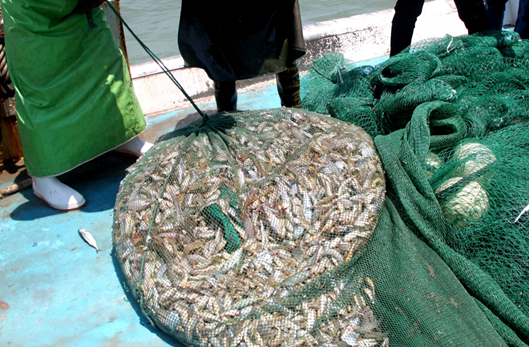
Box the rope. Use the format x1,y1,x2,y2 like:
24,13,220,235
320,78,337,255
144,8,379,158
0,41,14,99
0,12,14,99
0,178,32,199
103,1,210,124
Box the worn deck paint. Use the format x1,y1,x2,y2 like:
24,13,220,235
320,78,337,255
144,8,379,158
0,78,286,347
0,57,387,346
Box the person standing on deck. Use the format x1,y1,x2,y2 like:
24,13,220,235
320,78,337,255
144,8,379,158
485,0,529,39
178,0,306,112
390,0,490,56
1,0,153,211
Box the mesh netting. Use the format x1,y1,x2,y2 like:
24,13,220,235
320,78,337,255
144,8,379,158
111,29,529,346
113,109,388,346
431,125,529,318
299,30,529,346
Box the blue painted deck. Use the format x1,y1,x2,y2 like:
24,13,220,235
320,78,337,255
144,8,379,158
0,79,286,347
0,57,387,346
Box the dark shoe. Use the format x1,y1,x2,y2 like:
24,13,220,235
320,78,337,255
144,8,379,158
214,81,237,112
277,65,302,108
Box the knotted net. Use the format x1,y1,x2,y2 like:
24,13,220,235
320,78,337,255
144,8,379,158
113,108,388,346
301,30,529,346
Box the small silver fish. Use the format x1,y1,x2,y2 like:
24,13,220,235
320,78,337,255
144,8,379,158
78,228,101,253
514,204,529,223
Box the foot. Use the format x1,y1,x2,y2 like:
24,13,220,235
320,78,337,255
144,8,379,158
32,177,86,211
114,136,153,158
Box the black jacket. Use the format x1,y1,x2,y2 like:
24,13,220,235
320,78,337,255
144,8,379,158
178,0,305,82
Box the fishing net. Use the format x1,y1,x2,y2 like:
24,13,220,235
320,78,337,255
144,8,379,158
110,13,529,342
299,30,529,346
113,108,389,346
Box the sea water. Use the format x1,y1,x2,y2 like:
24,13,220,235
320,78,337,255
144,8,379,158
119,0,398,66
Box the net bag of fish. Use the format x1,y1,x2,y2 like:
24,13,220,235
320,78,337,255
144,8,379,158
112,108,387,346
299,31,529,345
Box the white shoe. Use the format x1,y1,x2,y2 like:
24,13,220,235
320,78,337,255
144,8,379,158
114,136,153,157
32,177,86,211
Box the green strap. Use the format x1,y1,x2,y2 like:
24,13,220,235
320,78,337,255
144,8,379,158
203,204,241,253
103,1,209,123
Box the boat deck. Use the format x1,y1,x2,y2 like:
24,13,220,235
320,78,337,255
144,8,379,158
0,74,344,346
0,0,515,343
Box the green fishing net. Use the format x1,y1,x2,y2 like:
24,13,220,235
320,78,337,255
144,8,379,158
113,108,389,346
300,30,529,345
112,28,529,346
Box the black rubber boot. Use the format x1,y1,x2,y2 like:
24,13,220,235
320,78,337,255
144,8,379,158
214,80,237,112
276,64,302,108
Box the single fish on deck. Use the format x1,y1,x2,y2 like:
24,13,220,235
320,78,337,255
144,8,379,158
78,228,101,253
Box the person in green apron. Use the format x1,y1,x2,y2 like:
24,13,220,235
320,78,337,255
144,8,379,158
178,0,306,111
1,0,152,210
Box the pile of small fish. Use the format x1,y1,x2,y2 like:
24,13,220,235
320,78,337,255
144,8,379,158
113,109,387,346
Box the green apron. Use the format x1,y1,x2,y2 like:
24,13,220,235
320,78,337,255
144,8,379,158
1,0,146,177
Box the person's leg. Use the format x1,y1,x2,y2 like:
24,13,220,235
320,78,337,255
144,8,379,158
114,136,153,157
32,176,86,211
214,81,237,112
484,0,509,31
515,0,529,38
390,0,425,56
454,0,490,34
276,62,301,108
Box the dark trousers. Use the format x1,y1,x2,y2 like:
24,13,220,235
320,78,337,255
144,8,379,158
485,0,529,38
214,63,301,112
390,0,489,56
